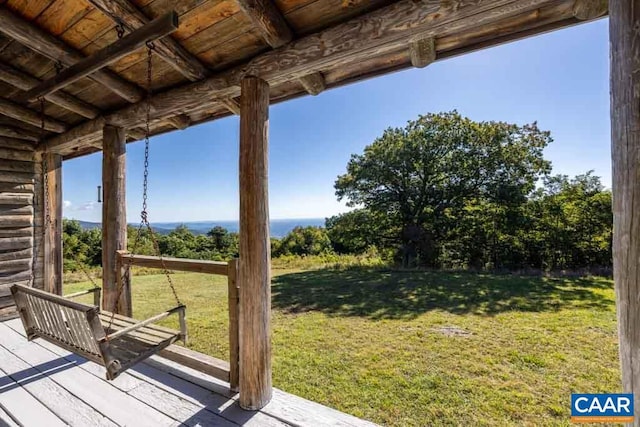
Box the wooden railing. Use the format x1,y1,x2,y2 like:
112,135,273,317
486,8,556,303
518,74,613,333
114,251,240,391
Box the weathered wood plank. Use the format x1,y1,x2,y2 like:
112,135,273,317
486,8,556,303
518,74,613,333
0,126,39,142
0,237,31,251
0,61,100,119
0,322,176,427
219,97,241,115
0,98,67,133
0,344,68,427
0,7,144,102
237,0,293,48
0,248,32,261
87,0,208,81
0,183,34,193
102,125,128,314
0,137,36,151
0,171,35,184
0,193,33,205
46,0,553,153
0,258,30,274
21,12,180,103
44,152,62,295
118,253,229,275
239,76,272,410
0,205,34,215
0,158,35,173
0,270,30,285
158,344,230,382
0,148,36,163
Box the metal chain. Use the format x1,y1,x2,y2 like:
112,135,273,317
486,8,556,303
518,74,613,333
107,45,181,332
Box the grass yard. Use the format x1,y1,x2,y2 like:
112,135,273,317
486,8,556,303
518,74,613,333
65,268,620,426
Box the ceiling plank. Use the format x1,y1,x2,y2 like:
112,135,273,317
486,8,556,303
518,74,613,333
0,7,144,102
87,0,208,81
46,0,560,153
20,12,179,103
237,0,293,48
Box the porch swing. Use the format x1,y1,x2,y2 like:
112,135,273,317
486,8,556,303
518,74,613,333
11,43,187,380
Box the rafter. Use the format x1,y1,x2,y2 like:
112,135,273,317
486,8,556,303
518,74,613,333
0,62,100,119
87,0,208,81
46,0,557,153
20,12,179,103
0,7,144,103
0,98,67,133
236,0,293,48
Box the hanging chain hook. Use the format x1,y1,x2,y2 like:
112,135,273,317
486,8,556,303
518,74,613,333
115,24,125,39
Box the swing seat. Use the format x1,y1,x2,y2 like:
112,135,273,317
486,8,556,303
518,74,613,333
10,284,186,380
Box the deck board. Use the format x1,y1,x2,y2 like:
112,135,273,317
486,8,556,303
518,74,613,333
0,318,378,427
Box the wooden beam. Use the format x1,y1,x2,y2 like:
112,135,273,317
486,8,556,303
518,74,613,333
220,97,241,115
610,0,640,417
46,0,553,153
0,7,144,103
298,72,325,96
409,37,436,68
0,98,67,133
43,152,62,295
0,126,39,142
237,0,293,48
239,76,271,410
573,0,608,20
0,62,100,119
87,0,208,81
21,13,179,103
117,253,229,275
102,125,128,315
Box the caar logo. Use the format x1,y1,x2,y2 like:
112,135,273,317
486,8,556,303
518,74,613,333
571,394,634,423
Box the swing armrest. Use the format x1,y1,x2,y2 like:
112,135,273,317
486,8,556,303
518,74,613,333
102,305,185,342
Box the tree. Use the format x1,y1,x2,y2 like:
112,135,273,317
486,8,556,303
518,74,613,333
274,226,333,257
335,111,552,267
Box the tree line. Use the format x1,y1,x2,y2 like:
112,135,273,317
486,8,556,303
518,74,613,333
64,111,612,272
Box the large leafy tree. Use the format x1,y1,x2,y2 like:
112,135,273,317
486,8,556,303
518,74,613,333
334,111,552,266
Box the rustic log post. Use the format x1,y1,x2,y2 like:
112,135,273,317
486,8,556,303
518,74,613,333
43,152,62,295
610,1,640,423
102,125,129,315
228,258,240,392
238,76,271,410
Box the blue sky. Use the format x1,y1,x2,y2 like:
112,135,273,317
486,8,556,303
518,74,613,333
62,18,610,223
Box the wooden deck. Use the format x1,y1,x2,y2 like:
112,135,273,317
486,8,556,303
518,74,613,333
0,318,377,427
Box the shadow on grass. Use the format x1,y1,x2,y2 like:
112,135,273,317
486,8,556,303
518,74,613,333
271,269,614,319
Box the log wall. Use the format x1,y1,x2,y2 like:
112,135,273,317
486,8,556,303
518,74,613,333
0,141,39,319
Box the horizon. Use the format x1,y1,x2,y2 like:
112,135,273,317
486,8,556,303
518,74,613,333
62,19,610,223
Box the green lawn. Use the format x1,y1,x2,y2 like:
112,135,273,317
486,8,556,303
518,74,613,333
65,269,620,426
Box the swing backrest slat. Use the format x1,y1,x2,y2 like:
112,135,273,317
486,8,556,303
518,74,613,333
11,284,105,364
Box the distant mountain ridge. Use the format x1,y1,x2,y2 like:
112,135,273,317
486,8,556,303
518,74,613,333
70,218,326,238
